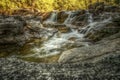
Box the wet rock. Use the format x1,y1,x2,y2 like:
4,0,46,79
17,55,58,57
88,2,105,15
84,16,120,41
88,2,120,19
57,11,69,23
112,17,120,26
104,5,120,12
0,32,120,79
56,24,71,33
0,16,26,45
73,14,86,26
58,32,120,63
0,15,56,57
43,23,71,33
42,12,53,21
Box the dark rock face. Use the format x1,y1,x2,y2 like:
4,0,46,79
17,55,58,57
0,16,26,45
75,11,120,41
0,15,61,56
0,15,51,46
88,2,120,15
104,5,120,12
0,15,45,55
59,32,120,63
57,11,69,23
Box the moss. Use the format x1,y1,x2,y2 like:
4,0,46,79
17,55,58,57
0,52,9,58
19,53,61,63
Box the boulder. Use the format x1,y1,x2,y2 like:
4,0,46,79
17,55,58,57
0,16,26,45
104,5,120,12
57,11,69,23
58,32,120,63
0,15,51,55
84,16,120,41
88,2,105,15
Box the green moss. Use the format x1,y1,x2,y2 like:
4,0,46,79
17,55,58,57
0,52,9,58
19,53,61,63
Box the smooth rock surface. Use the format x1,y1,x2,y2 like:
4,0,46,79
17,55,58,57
58,32,120,63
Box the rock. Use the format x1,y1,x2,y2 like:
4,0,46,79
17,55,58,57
0,15,55,56
58,32,120,63
0,54,119,80
112,17,120,26
104,5,120,12
42,12,52,21
73,14,86,26
55,24,71,33
88,2,120,16
43,23,71,33
88,2,105,15
84,16,120,41
0,16,26,45
0,32,120,79
57,11,69,23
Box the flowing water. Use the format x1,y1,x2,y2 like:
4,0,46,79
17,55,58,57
64,11,78,24
21,27,84,58
43,11,58,24
79,14,112,35
15,11,114,63
86,10,93,23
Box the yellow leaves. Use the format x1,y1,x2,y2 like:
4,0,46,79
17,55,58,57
0,0,119,13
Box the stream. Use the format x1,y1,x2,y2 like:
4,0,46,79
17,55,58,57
0,10,118,63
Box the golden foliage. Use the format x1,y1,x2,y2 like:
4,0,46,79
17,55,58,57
0,0,119,13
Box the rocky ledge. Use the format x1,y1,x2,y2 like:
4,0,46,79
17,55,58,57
0,31,120,80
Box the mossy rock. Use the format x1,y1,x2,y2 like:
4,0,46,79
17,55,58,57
20,53,61,63
0,52,9,58
20,39,44,56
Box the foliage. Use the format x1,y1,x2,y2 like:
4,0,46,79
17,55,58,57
0,0,119,13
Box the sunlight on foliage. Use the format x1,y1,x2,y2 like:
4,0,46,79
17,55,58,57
0,0,119,14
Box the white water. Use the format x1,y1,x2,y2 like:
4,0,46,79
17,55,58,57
79,17,112,35
86,10,93,23
22,28,84,58
44,11,58,24
21,11,113,58
64,11,77,24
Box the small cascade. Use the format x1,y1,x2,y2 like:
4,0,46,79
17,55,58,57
44,11,58,24
19,10,118,61
22,28,84,58
79,17,112,35
86,10,93,23
64,11,77,24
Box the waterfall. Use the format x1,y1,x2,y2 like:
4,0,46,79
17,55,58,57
64,11,77,24
79,17,112,35
86,10,93,23
20,10,114,59
44,11,58,24
21,27,84,58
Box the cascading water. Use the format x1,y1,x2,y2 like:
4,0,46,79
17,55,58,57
63,11,77,24
79,16,112,35
86,10,93,23
20,10,114,60
44,11,58,24
22,28,84,58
